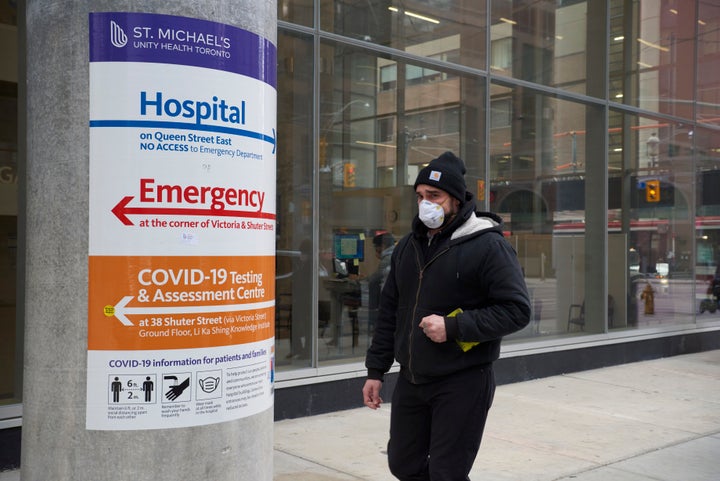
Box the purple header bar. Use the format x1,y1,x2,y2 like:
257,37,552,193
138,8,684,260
89,12,276,88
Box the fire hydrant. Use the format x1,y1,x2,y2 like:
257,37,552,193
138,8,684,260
641,282,655,315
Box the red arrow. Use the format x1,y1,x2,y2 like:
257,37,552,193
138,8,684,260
111,196,276,226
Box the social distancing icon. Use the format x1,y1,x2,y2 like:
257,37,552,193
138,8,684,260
108,374,156,404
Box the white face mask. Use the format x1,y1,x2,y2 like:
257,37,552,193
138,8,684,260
418,199,445,229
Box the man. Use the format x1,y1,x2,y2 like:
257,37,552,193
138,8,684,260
362,151,531,481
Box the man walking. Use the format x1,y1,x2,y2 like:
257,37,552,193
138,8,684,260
362,151,531,480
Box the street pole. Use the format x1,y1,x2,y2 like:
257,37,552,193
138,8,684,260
23,2,276,480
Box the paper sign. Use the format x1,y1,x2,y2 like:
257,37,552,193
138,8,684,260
86,12,276,430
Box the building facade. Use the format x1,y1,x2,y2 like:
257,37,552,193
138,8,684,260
2,0,720,470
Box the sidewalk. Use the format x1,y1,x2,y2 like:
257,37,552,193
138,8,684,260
273,350,720,481
2,350,718,481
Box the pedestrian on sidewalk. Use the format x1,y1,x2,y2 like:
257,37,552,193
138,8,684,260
362,151,531,481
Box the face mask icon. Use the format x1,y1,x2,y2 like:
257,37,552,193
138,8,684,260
198,376,221,393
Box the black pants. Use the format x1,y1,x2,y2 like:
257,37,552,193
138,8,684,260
388,364,495,481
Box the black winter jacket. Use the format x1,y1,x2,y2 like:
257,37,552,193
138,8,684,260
365,195,531,384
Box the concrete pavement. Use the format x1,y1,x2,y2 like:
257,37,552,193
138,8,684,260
273,350,720,481
2,350,719,480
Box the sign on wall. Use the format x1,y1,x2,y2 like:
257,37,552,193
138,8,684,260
87,12,276,430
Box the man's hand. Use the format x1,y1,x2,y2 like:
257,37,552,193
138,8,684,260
362,379,383,410
419,314,447,343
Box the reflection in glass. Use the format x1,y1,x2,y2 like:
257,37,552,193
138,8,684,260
610,109,696,330
489,89,592,336
317,41,485,364
322,0,486,70
0,8,18,404
491,0,589,94
696,1,720,128
278,0,313,27
275,32,314,369
0,88,18,404
0,215,17,406
695,125,720,325
275,1,718,371
610,0,699,115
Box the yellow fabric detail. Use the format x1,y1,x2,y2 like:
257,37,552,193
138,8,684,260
448,308,479,352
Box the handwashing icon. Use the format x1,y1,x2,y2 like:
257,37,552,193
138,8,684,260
164,375,190,401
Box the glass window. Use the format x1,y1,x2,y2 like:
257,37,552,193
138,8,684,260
696,0,720,128
490,37,512,73
695,124,720,324
317,40,485,364
610,0,698,117
609,110,696,330
321,0,487,71
0,12,18,408
273,1,717,370
488,87,598,338
490,97,511,129
380,63,397,91
278,0,314,27
490,0,590,94
275,31,314,369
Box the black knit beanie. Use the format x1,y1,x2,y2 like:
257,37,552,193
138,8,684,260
413,151,467,202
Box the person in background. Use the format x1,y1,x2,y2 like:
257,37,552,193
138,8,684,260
362,151,531,481
367,232,395,338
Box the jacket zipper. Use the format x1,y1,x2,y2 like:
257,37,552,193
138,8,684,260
407,237,450,383
408,241,422,383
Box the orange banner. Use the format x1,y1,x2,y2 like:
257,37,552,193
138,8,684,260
88,255,275,350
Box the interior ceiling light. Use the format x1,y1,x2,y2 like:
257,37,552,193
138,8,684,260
670,8,678,14
405,10,439,24
388,6,440,24
638,38,669,52
614,35,624,41
355,140,396,148
499,17,517,25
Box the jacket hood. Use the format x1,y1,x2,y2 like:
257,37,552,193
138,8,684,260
451,211,503,241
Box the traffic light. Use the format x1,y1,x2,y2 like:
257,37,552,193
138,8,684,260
477,180,485,201
343,163,356,188
645,180,660,202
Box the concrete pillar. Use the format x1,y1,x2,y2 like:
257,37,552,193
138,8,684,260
22,2,276,480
